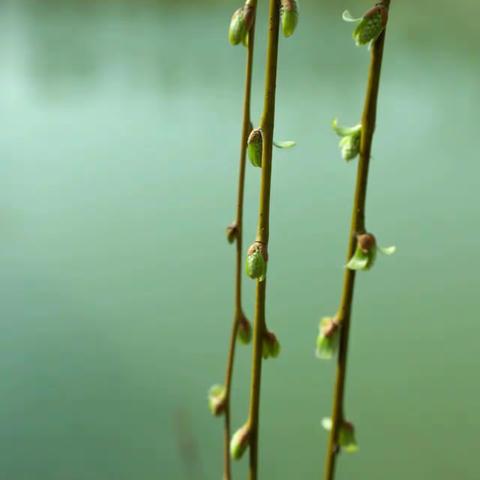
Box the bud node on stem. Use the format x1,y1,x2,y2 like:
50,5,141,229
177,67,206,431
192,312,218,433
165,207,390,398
247,128,263,167
226,223,239,244
230,423,251,460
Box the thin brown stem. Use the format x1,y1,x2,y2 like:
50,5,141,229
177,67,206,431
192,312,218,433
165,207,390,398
222,8,257,480
323,3,391,479
247,1,281,479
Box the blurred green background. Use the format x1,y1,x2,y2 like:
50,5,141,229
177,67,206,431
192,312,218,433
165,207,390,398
0,0,479,479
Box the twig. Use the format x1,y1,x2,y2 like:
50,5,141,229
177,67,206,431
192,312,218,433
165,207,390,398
247,1,281,479
223,5,257,480
323,2,391,479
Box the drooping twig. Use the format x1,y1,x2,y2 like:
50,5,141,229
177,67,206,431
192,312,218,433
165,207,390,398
246,1,281,479
222,3,258,480
323,2,392,479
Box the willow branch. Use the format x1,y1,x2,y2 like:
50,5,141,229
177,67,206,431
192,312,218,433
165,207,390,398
323,3,391,479
223,8,257,480
247,1,280,479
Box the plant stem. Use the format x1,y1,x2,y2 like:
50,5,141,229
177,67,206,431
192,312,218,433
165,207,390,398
247,1,280,479
323,4,390,479
223,8,257,480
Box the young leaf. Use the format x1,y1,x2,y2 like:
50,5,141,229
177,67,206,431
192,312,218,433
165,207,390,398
332,119,362,138
346,249,370,270
379,245,396,255
321,417,333,431
342,10,361,23
273,140,296,149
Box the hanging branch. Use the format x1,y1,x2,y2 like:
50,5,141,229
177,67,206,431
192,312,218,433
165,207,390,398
207,2,257,480
228,1,298,479
222,2,258,479
316,2,395,479
245,1,281,477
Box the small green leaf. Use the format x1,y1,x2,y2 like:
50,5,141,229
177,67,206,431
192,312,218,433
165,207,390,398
316,317,340,360
339,135,360,161
379,245,396,255
316,335,335,360
270,338,281,358
273,140,296,149
338,423,359,453
332,120,361,161
332,119,362,138
343,442,359,453
322,418,359,453
321,417,333,431
342,10,361,23
346,249,370,270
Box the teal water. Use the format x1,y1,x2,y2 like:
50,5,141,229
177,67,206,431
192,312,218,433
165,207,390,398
0,1,479,479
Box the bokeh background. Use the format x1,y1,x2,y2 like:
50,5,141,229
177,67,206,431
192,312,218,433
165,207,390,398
0,0,479,479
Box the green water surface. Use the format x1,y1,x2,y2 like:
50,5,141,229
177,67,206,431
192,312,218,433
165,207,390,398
0,1,479,479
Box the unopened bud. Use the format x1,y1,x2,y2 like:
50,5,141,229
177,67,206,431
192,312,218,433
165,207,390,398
237,313,252,345
316,316,340,360
280,0,299,38
228,5,255,46
246,241,268,281
262,330,281,359
230,423,250,460
208,384,226,416
229,8,245,46
332,119,362,161
247,128,263,168
226,223,238,244
343,4,388,47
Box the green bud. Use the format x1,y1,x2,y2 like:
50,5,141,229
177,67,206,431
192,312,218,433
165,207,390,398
226,223,238,244
230,423,250,460
229,8,246,46
315,316,340,360
346,232,396,271
246,242,268,281
332,119,362,161
208,384,226,416
262,330,281,359
321,417,359,453
237,313,252,345
338,421,359,453
280,0,299,38
228,5,255,46
343,4,388,47
247,128,263,168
